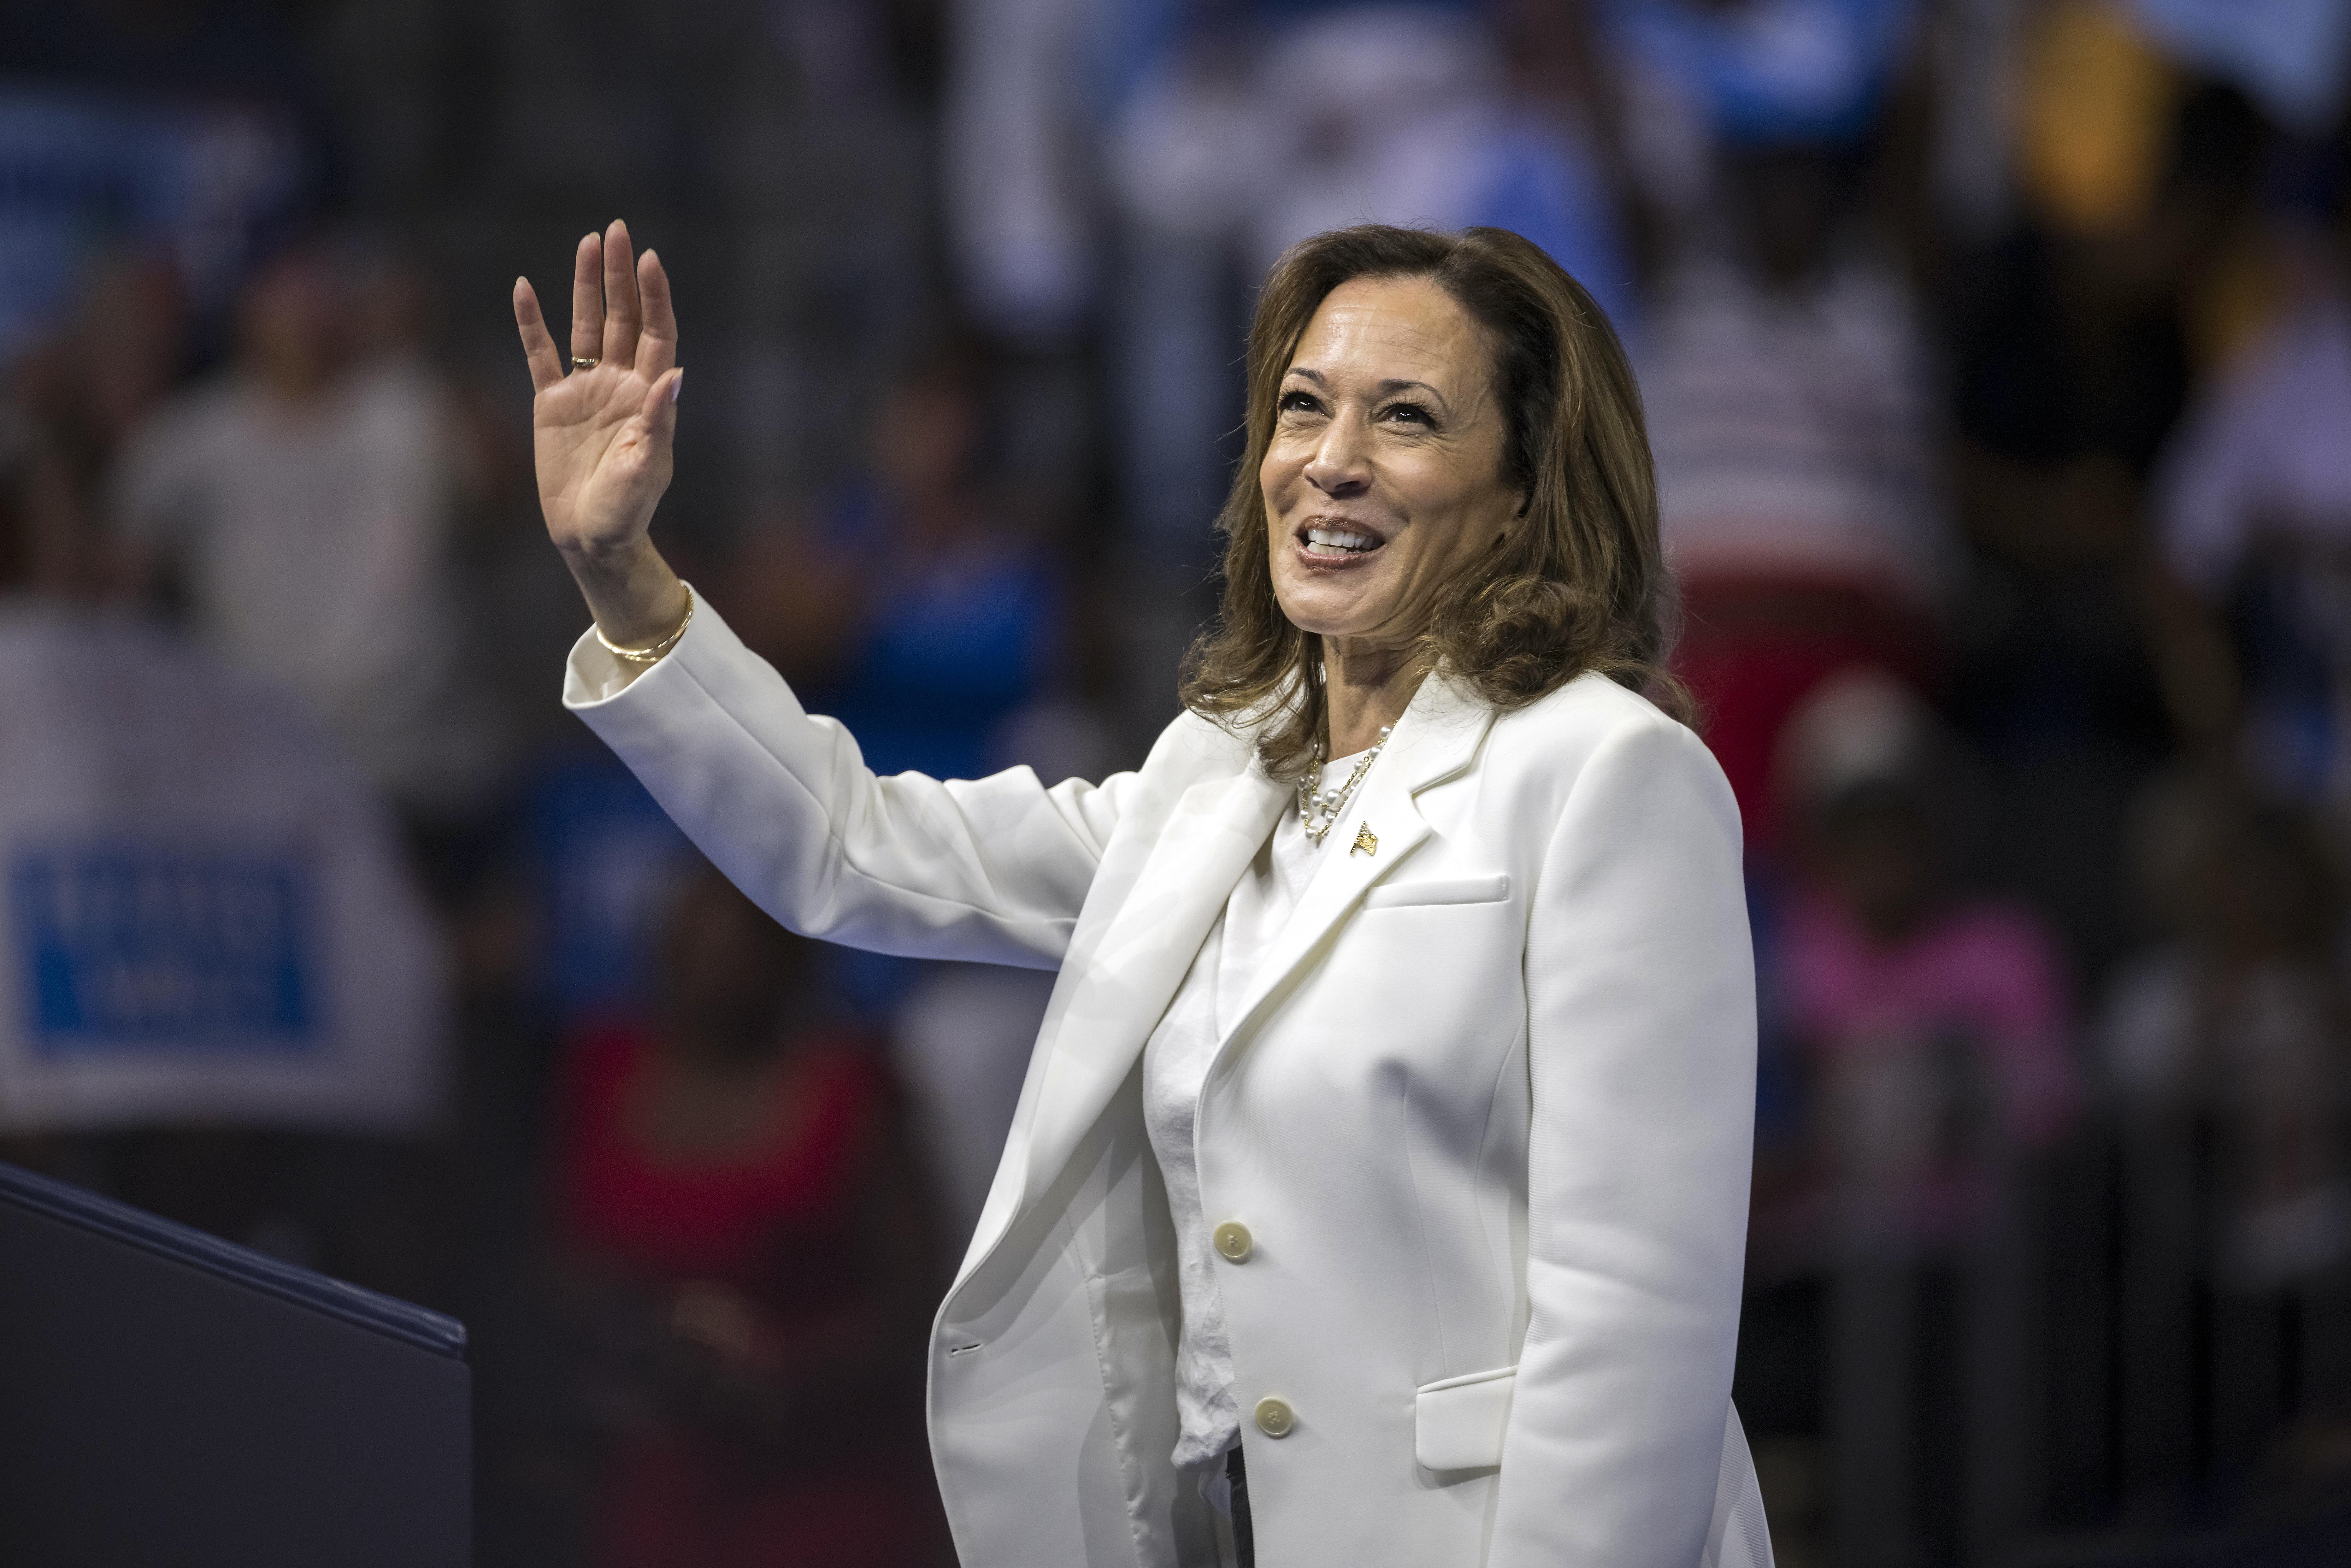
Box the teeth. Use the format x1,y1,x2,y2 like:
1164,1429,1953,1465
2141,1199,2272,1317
1305,527,1377,552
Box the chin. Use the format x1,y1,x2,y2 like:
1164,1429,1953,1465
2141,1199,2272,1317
1274,581,1384,639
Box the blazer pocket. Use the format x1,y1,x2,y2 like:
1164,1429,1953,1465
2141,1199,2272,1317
1364,873,1510,910
1414,1364,1516,1471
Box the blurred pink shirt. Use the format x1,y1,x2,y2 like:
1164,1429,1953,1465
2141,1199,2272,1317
1778,891,2078,1254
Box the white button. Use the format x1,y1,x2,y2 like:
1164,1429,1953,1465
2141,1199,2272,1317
1213,1221,1253,1262
1255,1396,1295,1438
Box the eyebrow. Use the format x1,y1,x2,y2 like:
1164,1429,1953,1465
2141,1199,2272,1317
1283,368,1452,407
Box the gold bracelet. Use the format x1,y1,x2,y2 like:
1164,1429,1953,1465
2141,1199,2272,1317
594,583,695,664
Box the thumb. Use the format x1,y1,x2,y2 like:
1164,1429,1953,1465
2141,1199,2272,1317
639,368,682,442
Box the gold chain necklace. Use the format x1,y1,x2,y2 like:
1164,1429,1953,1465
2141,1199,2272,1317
1297,724,1393,845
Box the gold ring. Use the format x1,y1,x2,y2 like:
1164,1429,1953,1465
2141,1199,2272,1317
571,355,600,371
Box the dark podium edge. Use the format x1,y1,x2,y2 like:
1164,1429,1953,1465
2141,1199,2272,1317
0,1158,466,1361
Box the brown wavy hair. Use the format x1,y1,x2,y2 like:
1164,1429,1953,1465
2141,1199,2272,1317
1179,224,1680,783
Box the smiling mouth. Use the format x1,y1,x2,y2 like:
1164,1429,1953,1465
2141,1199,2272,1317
1298,523,1385,561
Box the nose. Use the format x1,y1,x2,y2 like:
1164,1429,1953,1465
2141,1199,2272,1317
1303,417,1370,498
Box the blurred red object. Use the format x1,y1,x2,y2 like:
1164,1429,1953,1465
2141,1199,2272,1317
556,963,949,1568
1673,571,1935,854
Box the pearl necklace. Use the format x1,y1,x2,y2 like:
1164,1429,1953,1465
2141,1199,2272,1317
1298,724,1392,846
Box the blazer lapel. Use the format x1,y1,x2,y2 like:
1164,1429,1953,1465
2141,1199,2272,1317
976,765,1287,1268
1217,674,1495,1047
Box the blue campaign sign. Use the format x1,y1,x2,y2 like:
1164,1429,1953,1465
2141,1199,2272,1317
10,846,320,1055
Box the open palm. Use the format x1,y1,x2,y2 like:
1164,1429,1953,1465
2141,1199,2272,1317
513,220,682,560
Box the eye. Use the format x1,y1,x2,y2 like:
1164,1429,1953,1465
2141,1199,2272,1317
1277,389,1323,415
1381,400,1435,427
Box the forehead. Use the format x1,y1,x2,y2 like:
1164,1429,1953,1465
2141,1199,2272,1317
1285,275,1490,393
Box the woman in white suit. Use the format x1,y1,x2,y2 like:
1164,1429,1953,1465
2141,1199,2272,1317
513,221,1770,1568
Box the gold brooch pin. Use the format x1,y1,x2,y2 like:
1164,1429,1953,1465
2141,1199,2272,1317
1351,822,1378,857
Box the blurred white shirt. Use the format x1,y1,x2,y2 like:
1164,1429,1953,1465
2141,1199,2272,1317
1641,255,1949,604
2159,290,2351,594
111,356,503,815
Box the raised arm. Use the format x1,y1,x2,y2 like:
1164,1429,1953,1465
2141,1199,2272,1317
565,596,1128,968
521,224,1125,966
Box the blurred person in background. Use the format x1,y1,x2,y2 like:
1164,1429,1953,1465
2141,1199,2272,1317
1600,0,1941,877
1641,137,1950,855
731,343,1076,787
1745,669,2075,1567
2102,771,2351,1521
2153,160,2351,820
11,250,189,539
555,863,949,1568
0,309,451,1294
1945,3,2276,979
109,234,508,866
727,343,1097,1239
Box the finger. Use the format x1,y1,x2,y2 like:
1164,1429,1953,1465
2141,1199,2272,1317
513,278,565,392
602,219,641,368
635,249,677,378
569,232,603,364
638,368,682,442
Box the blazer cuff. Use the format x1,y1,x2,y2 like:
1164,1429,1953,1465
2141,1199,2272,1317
561,582,715,711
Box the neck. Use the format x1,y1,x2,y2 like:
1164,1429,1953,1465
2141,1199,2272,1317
1321,635,1423,756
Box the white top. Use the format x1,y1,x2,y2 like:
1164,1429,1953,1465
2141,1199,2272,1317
1141,751,1358,1471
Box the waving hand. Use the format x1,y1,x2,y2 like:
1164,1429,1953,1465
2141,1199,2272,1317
514,220,689,645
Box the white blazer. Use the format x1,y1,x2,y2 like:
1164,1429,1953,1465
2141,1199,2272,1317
565,600,1773,1568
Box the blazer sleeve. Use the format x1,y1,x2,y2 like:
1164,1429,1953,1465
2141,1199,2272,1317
562,596,1130,969
1489,714,1756,1566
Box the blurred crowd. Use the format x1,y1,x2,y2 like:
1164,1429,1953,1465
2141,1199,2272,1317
2,1,2349,1565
